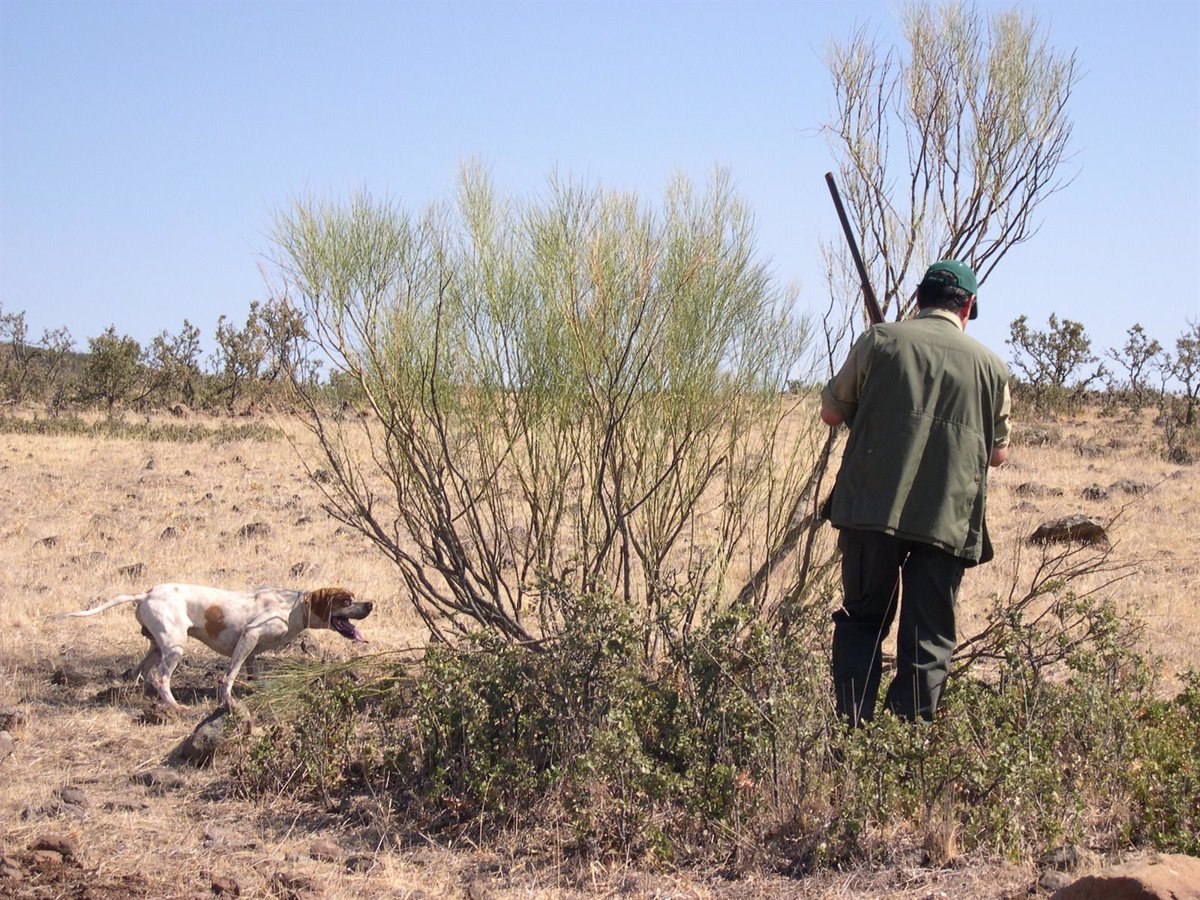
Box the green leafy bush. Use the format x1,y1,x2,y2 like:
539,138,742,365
1123,671,1200,854
238,581,1198,871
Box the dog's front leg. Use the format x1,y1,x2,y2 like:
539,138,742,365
220,633,262,708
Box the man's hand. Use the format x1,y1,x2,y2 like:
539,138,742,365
820,402,844,428
990,446,1008,467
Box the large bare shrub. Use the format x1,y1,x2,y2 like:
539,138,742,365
272,168,818,646
823,3,1077,320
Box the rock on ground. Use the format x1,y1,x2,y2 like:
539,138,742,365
1029,515,1110,547
1051,853,1200,900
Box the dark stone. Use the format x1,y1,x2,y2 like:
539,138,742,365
1015,482,1064,498
160,526,179,540
171,707,241,768
32,833,77,860
309,839,341,862
1109,479,1151,495
118,562,146,579
132,766,186,793
345,855,375,873
237,521,271,540
1050,853,1200,899
1029,515,1110,547
1081,484,1110,501
271,871,325,899
1018,425,1060,446
54,786,88,810
135,704,178,726
51,665,89,687
209,873,241,896
0,706,24,731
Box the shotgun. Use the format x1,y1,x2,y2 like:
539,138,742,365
733,173,884,608
824,172,884,326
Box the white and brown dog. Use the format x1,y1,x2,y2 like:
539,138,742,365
54,584,373,708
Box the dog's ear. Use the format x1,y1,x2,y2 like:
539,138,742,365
306,587,353,623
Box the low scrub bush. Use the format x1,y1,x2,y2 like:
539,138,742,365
236,569,1198,871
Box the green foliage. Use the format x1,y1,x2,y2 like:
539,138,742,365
1123,671,1200,854
273,169,814,646
0,413,280,443
210,303,268,413
233,673,364,805
1007,314,1105,413
79,326,148,410
1165,320,1200,423
147,320,203,408
240,562,1198,872
0,301,317,415
1105,324,1163,413
1155,320,1200,462
409,592,783,853
0,303,75,404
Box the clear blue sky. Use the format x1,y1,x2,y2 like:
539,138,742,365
2,0,1197,367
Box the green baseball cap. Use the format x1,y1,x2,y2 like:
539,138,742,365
922,259,980,319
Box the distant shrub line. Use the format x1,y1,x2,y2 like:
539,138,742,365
0,414,281,443
0,298,362,418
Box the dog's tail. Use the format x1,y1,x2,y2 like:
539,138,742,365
48,593,147,620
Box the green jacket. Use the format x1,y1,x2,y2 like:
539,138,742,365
821,309,1010,565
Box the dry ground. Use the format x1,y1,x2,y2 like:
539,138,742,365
0,405,1195,899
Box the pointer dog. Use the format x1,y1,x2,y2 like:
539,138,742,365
54,584,373,708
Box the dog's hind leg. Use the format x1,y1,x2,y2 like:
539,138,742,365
123,627,159,682
126,644,160,684
150,644,185,708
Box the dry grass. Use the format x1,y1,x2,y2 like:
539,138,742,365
0,405,1195,898
976,410,1200,684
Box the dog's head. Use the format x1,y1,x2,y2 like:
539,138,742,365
305,587,373,643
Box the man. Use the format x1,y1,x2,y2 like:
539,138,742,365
820,259,1010,726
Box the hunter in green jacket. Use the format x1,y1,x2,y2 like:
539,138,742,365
820,259,1010,725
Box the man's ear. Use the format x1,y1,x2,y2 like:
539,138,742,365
960,296,975,327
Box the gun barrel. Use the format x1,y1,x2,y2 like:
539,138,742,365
825,173,885,326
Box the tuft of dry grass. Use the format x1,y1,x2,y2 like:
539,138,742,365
0,405,1195,897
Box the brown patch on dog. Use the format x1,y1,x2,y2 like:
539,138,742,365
305,587,352,625
204,605,225,639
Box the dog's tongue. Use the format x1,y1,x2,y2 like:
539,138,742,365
332,617,368,643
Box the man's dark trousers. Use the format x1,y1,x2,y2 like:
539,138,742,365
832,528,965,726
